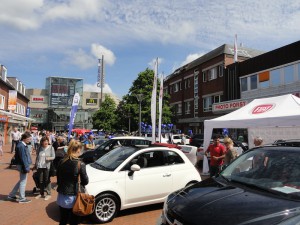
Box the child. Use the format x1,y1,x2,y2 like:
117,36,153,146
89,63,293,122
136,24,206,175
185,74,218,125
0,133,3,158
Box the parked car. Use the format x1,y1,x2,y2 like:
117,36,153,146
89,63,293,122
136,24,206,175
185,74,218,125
143,133,169,143
85,145,201,223
171,134,190,145
189,133,204,147
79,136,151,164
160,144,300,225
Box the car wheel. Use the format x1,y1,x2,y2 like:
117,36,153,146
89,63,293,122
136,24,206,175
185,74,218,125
92,193,120,224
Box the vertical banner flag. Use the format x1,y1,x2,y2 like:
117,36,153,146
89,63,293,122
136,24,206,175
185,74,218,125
8,90,17,111
68,93,80,140
158,73,164,143
151,58,158,143
234,34,238,63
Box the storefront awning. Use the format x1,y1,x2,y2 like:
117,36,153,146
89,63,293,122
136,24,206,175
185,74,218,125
0,109,35,122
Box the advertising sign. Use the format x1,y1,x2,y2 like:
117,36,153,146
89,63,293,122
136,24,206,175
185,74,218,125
86,98,98,105
8,90,17,111
31,96,45,103
213,100,248,113
68,93,80,139
50,84,72,106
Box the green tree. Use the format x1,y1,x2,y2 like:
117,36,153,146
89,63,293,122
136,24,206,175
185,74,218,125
115,68,174,132
92,94,117,131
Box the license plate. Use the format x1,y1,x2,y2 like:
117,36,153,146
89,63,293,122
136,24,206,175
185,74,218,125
174,219,183,225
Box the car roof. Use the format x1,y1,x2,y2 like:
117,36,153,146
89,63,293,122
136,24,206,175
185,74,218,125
111,136,147,140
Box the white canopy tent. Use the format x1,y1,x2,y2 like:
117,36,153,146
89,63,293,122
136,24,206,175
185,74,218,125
203,94,300,150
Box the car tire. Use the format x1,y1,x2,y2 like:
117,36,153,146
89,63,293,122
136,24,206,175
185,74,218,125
92,193,120,224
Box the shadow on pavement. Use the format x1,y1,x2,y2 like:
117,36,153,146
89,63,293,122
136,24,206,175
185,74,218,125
45,201,60,222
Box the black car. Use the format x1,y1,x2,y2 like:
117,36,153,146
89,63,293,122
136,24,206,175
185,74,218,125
160,144,300,225
79,137,151,164
189,134,204,147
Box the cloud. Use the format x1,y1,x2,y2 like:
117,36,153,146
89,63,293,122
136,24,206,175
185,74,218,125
91,44,116,66
180,53,204,66
63,44,116,69
83,82,113,93
148,57,163,70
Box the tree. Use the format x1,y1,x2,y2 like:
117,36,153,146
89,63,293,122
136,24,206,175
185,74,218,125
92,94,117,131
115,68,174,132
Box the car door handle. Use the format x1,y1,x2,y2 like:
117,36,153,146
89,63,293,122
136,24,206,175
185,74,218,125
163,173,171,177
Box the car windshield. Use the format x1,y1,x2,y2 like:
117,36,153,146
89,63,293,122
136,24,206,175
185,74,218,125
221,148,300,200
94,146,137,170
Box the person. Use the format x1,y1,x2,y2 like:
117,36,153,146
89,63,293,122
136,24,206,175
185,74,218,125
32,132,39,153
56,140,89,225
205,135,226,177
11,127,21,153
222,137,238,168
53,136,67,170
254,136,263,146
84,134,95,151
181,133,186,145
7,132,32,203
34,137,55,200
0,133,3,160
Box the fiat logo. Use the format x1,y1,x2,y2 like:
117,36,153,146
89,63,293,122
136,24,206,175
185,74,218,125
252,104,275,114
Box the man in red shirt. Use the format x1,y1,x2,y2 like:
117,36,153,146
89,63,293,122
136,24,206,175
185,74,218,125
205,135,226,177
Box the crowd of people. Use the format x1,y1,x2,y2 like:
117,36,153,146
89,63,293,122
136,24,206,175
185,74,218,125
5,127,91,225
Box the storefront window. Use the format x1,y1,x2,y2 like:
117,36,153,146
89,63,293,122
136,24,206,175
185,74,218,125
241,77,247,92
250,75,257,90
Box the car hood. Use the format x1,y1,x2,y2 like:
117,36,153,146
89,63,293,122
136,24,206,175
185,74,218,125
86,164,114,183
167,178,300,225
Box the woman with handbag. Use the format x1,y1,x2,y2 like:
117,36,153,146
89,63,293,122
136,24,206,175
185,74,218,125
34,136,55,200
56,140,89,225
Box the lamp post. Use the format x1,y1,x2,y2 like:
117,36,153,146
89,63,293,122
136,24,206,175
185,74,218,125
136,94,144,136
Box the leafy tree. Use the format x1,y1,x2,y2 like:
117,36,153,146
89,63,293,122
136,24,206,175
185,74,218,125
92,94,117,131
115,68,174,132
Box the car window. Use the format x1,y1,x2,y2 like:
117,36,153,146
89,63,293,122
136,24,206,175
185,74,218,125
166,151,184,165
221,149,300,199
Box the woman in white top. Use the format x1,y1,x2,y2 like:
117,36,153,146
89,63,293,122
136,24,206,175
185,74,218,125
34,137,55,200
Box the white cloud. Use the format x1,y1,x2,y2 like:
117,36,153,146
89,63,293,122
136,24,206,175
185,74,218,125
91,44,116,66
83,82,113,93
148,57,163,70
180,53,204,66
63,44,116,69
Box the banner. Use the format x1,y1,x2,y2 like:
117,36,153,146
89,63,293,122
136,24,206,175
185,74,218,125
234,34,238,62
68,93,80,140
151,58,158,143
8,90,17,111
158,74,164,142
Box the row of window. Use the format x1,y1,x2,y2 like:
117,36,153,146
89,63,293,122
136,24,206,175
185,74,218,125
240,63,300,92
203,65,224,82
15,103,26,116
173,94,223,115
170,78,192,94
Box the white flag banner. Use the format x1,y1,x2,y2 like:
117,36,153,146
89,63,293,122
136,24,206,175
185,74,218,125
158,73,164,142
234,34,238,62
151,58,158,143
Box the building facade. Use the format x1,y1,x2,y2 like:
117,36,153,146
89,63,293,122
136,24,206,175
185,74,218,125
0,65,34,144
164,44,264,134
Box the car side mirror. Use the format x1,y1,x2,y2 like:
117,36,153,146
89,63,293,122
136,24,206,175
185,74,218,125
128,164,141,176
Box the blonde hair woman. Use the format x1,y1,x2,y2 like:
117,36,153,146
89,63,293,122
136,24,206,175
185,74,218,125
223,137,238,166
56,140,89,225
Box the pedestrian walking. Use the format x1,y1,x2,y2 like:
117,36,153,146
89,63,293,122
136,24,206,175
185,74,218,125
34,137,55,200
7,132,32,203
56,140,89,225
11,127,21,153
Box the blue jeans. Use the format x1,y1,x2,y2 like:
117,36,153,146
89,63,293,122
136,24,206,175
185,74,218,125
9,165,28,200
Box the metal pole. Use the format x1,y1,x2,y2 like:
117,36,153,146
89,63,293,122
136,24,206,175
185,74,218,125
139,101,141,136
129,116,131,133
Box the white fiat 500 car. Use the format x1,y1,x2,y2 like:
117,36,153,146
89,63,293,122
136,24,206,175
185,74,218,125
85,146,201,223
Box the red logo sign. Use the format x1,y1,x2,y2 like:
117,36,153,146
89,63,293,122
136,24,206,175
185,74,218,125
252,104,275,114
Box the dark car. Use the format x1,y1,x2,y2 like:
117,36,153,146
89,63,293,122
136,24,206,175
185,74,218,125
189,134,204,147
79,137,151,164
160,144,300,225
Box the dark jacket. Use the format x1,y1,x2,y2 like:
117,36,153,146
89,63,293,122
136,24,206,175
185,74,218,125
57,158,89,195
14,141,32,173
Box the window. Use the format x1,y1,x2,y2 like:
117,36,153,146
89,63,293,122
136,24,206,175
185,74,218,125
0,95,4,110
284,65,294,84
203,71,207,82
218,65,224,77
250,75,257,90
203,96,212,112
169,86,173,94
259,71,270,88
184,80,187,89
177,103,182,114
185,101,191,114
188,79,191,88
174,83,179,92
194,99,198,110
166,151,184,165
270,69,281,86
179,82,182,90
208,67,217,81
241,77,247,92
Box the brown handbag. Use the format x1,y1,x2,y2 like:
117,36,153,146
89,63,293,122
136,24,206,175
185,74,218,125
72,161,95,216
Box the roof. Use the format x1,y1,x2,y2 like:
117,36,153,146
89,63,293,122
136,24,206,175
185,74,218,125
165,44,264,81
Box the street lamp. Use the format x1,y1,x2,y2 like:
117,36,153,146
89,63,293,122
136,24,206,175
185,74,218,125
136,94,144,136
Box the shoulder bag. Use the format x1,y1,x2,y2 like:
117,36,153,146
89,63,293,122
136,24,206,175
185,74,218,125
72,161,95,216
